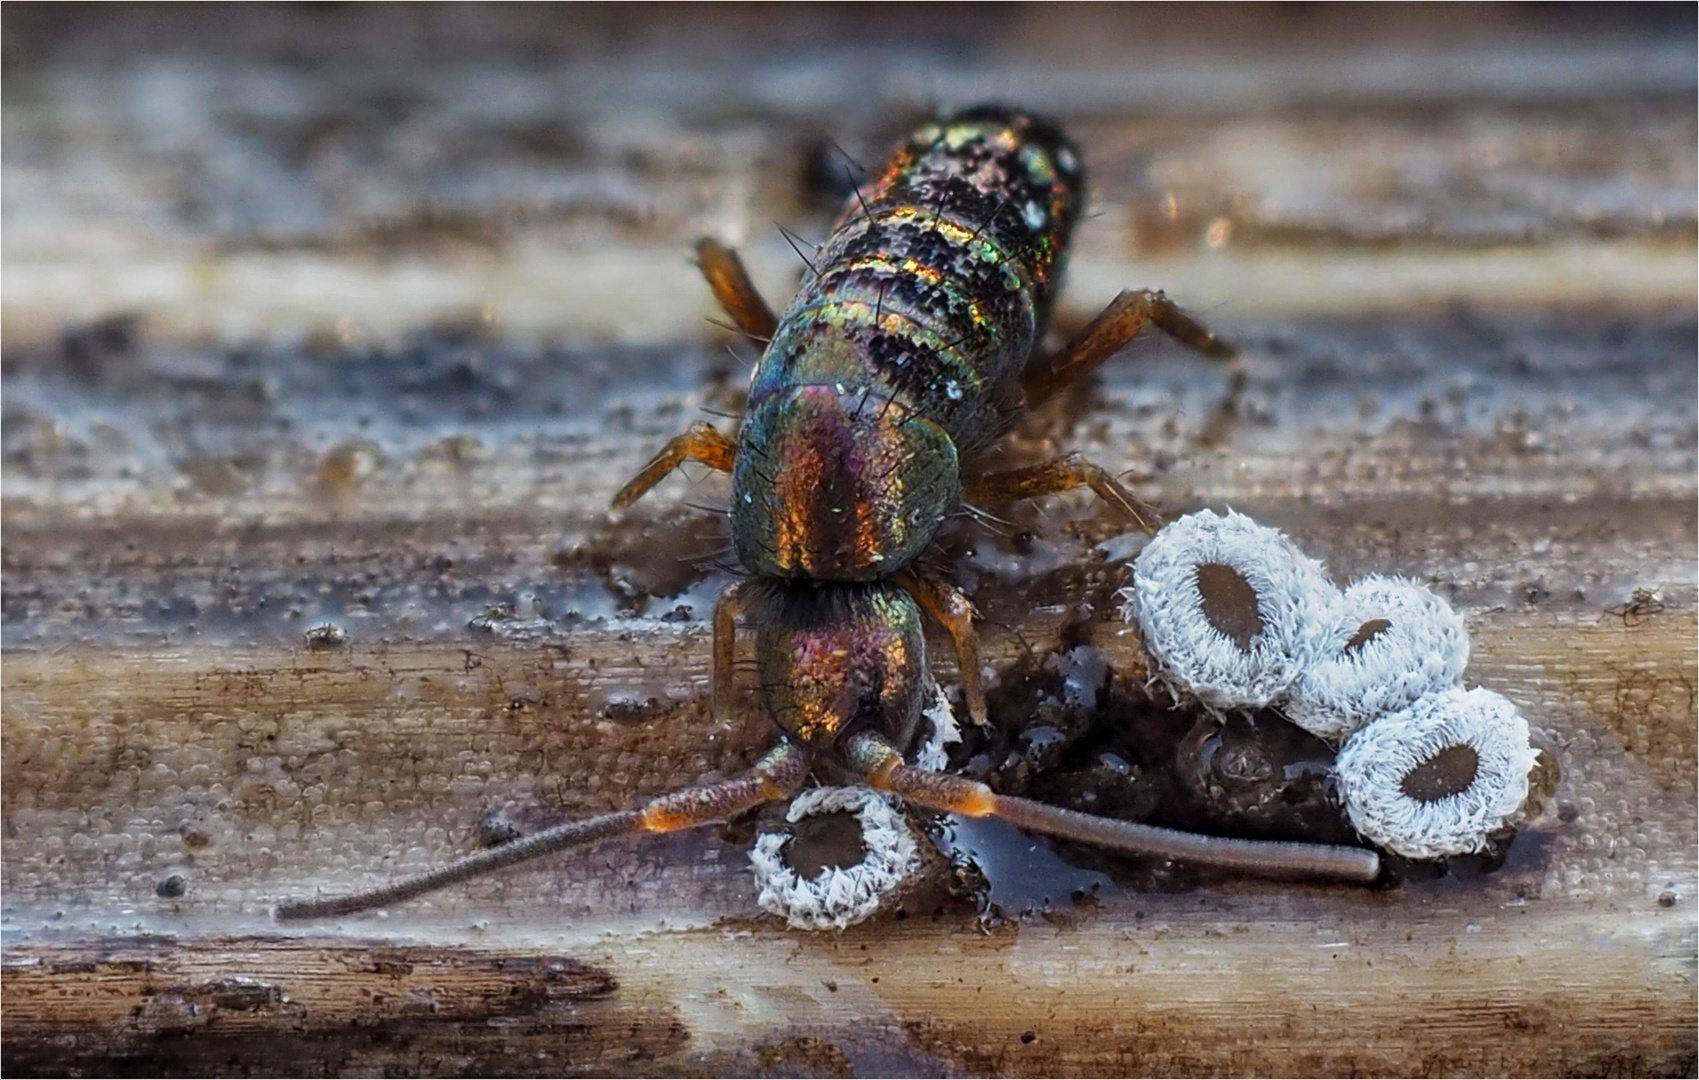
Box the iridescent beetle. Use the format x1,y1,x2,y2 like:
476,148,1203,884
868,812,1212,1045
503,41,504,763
275,107,1379,921
613,105,1235,725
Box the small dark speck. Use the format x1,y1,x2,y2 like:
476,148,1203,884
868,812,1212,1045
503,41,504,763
823,979,838,992
304,623,348,651
1657,888,1679,908
870,976,879,983
1021,1030,1038,1044
478,813,522,848
156,874,186,898
1557,802,1580,824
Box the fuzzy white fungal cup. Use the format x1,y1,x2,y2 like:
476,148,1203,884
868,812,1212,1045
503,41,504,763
1333,687,1537,860
749,787,920,930
1123,509,1339,710
1284,574,1470,741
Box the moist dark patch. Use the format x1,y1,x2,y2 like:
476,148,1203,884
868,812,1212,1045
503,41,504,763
1195,562,1264,650
1344,618,1393,654
1400,743,1481,802
785,810,869,879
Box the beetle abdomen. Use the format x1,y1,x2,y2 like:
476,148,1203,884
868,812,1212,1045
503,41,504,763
750,106,1084,448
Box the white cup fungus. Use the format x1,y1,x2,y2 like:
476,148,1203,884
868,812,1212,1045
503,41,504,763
1123,509,1339,710
1333,687,1537,860
750,786,920,930
1283,574,1470,741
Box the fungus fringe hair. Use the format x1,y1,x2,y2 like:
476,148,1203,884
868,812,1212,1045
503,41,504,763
912,682,963,773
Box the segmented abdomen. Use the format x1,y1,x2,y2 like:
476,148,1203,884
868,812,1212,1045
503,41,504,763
750,106,1083,450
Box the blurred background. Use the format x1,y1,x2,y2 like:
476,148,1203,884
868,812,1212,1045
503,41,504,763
3,5,1694,1077
4,3,1692,639
5,3,1693,345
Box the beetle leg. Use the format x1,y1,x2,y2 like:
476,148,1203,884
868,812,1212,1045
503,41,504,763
711,578,764,722
965,452,1162,533
275,741,812,921
1024,288,1235,408
611,421,738,509
697,238,780,342
845,732,1381,885
632,738,812,832
895,567,986,726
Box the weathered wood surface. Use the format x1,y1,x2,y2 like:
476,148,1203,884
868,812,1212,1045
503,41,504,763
3,5,1695,1077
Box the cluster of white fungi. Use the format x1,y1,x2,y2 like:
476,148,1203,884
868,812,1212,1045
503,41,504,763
752,508,1546,930
1125,510,1541,861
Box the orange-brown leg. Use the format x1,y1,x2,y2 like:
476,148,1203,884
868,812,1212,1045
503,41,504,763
965,452,1163,533
1023,288,1234,408
275,741,812,920
697,238,779,342
895,567,986,726
610,421,738,510
845,732,1381,884
711,578,762,722
633,739,812,832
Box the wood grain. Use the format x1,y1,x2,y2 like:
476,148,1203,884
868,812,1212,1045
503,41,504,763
3,4,1694,1076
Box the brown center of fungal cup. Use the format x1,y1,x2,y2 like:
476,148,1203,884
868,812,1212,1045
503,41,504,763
1399,743,1481,802
1195,562,1264,650
785,810,868,878
1343,618,1393,654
